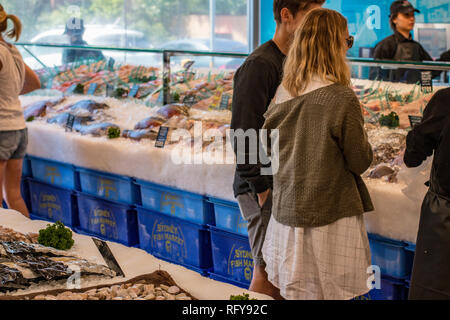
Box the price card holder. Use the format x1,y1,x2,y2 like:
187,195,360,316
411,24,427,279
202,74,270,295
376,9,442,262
183,95,198,107
46,78,54,89
155,126,169,148
409,115,423,128
66,84,77,95
420,71,433,93
65,114,75,132
219,93,230,110
106,84,114,97
108,57,115,71
129,84,140,98
88,83,98,95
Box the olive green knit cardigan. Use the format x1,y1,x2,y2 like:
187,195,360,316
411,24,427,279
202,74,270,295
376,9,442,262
263,83,374,228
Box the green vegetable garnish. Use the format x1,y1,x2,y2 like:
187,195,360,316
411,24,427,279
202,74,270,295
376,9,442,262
107,127,121,139
38,221,74,251
74,83,84,94
230,293,257,300
26,116,35,122
379,111,400,129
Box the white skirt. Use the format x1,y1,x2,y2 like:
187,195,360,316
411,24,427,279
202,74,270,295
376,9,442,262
262,214,372,300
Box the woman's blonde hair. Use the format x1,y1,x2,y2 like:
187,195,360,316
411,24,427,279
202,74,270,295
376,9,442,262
0,4,22,41
282,8,351,97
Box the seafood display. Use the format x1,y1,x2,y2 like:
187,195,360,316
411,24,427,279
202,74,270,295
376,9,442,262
23,97,66,121
0,240,116,294
0,226,38,244
0,271,195,301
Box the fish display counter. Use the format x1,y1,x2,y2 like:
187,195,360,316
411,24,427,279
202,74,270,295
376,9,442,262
18,73,445,244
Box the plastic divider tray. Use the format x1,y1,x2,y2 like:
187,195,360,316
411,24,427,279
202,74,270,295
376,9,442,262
208,197,248,236
76,192,139,247
77,167,139,205
136,179,215,226
29,156,79,190
136,206,212,275
208,225,253,289
28,179,78,228
368,233,411,279
356,275,409,300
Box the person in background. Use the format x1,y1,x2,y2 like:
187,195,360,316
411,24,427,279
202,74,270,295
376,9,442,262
230,0,325,300
261,8,374,300
403,87,450,300
62,17,105,65
0,4,41,218
370,0,435,84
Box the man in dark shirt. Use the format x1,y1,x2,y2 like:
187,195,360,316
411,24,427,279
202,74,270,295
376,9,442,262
230,0,324,299
62,17,105,65
370,1,434,83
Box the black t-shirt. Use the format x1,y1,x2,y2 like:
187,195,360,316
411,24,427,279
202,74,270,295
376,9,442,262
404,88,450,197
62,39,105,64
370,31,435,84
230,40,285,197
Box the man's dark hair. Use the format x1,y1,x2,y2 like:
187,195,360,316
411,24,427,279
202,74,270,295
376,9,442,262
273,0,325,24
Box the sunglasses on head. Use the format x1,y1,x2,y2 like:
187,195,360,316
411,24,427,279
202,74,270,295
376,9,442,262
346,35,354,49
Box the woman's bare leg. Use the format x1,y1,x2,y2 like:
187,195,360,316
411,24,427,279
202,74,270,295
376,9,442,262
3,158,29,218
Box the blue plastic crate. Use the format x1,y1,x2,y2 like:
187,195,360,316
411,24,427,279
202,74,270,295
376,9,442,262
404,243,416,280
137,206,212,274
209,225,253,288
136,179,215,225
77,167,139,205
208,197,248,236
29,156,79,190
22,156,32,177
76,192,138,247
356,276,409,300
368,233,409,279
28,179,77,227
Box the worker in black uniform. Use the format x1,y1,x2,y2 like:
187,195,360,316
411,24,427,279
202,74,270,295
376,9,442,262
62,17,105,65
370,1,435,84
404,87,450,300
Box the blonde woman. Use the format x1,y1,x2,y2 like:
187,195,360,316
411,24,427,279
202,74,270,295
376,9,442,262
0,4,41,217
261,8,374,300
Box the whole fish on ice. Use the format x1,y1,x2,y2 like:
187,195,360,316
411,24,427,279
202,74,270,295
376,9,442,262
134,116,166,130
64,100,109,117
156,104,190,119
122,129,157,141
77,122,120,136
47,113,93,131
23,97,66,121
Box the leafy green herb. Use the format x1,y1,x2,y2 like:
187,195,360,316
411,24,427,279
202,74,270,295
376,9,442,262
107,127,121,139
379,111,400,128
230,293,257,300
74,83,84,94
38,221,74,251
26,116,35,122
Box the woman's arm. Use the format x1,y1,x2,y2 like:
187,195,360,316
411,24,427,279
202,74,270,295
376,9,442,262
20,63,41,95
404,88,449,167
339,93,374,175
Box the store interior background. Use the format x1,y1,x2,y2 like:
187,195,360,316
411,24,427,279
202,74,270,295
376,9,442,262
2,0,449,61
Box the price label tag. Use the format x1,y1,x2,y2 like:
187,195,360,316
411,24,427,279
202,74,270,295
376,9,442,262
65,114,75,132
209,88,223,110
409,115,423,128
219,93,230,110
129,84,140,98
106,84,114,97
155,126,169,148
46,78,54,89
420,71,433,93
183,95,198,107
66,84,77,94
108,57,115,71
88,83,98,95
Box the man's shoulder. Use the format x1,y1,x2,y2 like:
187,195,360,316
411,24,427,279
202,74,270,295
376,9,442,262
236,41,283,76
